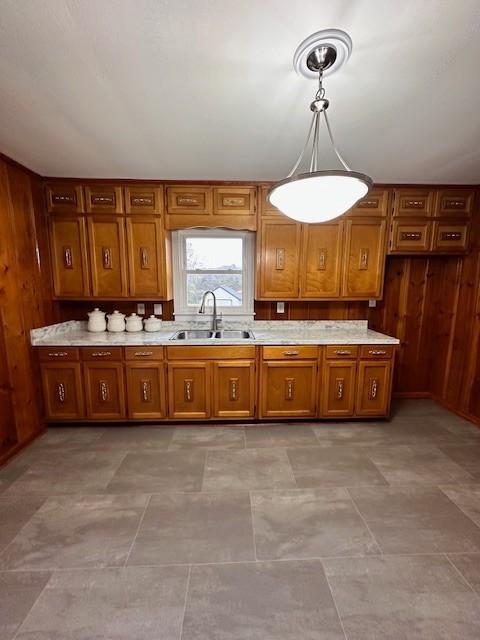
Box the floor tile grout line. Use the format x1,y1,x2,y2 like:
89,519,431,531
437,486,480,533
123,494,152,567
11,571,52,640
345,487,385,556
200,449,209,492
178,565,191,640
443,553,480,598
248,491,259,562
320,561,349,640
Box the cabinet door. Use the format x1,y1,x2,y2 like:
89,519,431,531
212,187,256,229
389,220,431,254
41,363,84,420
49,216,90,296
45,183,84,214
167,362,210,419
342,219,386,298
347,189,389,217
126,217,166,297
258,220,301,298
85,185,123,214
213,360,256,418
300,222,343,298
260,361,317,418
431,221,469,253
126,363,166,419
393,189,434,217
434,189,475,218
321,361,356,418
87,217,128,297
84,362,126,420
124,185,163,215
355,361,391,417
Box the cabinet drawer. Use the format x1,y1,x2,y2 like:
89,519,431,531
389,220,431,253
393,189,434,217
45,184,84,214
166,186,213,214
85,185,123,214
81,347,123,361
347,189,389,217
38,347,80,362
262,346,318,360
125,346,164,361
124,185,163,215
166,345,255,360
325,345,358,360
434,189,475,218
359,345,394,360
432,221,469,252
213,187,255,216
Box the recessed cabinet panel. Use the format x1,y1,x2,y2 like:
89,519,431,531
321,361,356,417
213,360,256,418
300,222,343,298
389,220,431,253
166,186,212,215
355,361,391,417
49,216,90,297
258,220,301,298
260,361,317,418
41,363,84,420
432,221,469,253
167,361,210,419
347,189,389,217
124,185,163,215
126,362,166,419
213,187,255,216
342,219,386,298
126,217,165,297
393,189,434,217
87,218,128,297
85,185,123,214
84,362,126,420
46,184,84,214
434,189,475,217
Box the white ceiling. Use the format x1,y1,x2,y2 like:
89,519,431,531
1,0,480,183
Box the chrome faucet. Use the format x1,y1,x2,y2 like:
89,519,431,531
198,290,222,332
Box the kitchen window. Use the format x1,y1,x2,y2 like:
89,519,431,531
172,229,255,320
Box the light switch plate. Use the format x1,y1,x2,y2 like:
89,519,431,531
276,302,285,313
137,303,145,315
154,303,163,316
368,299,377,308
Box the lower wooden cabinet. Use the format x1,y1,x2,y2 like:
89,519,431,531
213,360,256,418
167,361,211,419
40,362,84,420
355,360,392,417
84,362,126,420
126,362,166,419
260,361,318,418
321,360,356,418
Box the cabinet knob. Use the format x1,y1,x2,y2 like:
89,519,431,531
134,351,153,357
48,351,68,358
334,349,351,356
140,247,149,269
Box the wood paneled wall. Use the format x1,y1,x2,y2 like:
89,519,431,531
0,157,55,461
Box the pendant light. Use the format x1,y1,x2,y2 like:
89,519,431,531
268,29,372,223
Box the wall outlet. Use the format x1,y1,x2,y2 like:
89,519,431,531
368,299,377,308
136,303,145,315
153,303,163,316
276,302,285,313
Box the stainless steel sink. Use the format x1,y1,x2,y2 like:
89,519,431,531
170,329,254,341
214,330,254,339
171,330,215,340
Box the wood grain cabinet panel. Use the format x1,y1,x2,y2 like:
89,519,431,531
389,220,431,254
84,362,126,420
347,189,390,217
213,187,255,216
126,362,166,419
300,222,343,298
126,217,167,297
355,360,391,417
45,183,84,214
167,361,210,419
213,360,256,418
49,216,90,297
342,219,386,298
393,189,435,217
41,363,84,420
321,360,356,417
434,189,475,217
124,185,163,215
87,217,128,297
85,185,123,214
259,186,283,218
257,220,301,298
431,221,469,253
260,361,317,418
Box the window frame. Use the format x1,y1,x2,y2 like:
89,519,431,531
172,228,255,321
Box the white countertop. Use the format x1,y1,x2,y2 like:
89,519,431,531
31,320,400,347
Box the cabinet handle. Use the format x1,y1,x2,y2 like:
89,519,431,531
134,351,153,357
47,351,68,358
57,382,65,403
369,377,379,400
334,349,351,356
335,377,344,400
131,196,153,206
102,247,112,269
63,246,73,269
140,247,149,269
177,196,199,207
283,350,300,357
285,378,295,401
358,198,378,209
275,248,285,270
368,350,387,356
229,377,239,401
92,195,114,205
400,232,422,241
403,199,425,209
141,380,151,402
440,231,462,241
318,248,327,270
52,193,76,205
184,379,193,402
99,380,109,402
443,199,466,209
359,248,369,270
222,196,245,207
91,351,112,357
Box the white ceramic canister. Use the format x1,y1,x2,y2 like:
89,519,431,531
107,310,126,332
87,308,107,333
143,315,162,332
125,313,143,332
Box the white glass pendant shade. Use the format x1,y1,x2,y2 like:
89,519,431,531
268,170,372,223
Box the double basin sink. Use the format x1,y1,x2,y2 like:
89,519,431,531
171,329,254,341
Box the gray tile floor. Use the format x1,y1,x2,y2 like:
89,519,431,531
1,399,480,639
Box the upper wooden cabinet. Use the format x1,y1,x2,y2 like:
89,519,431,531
342,219,387,299
300,222,344,298
393,189,435,217
124,185,163,215
46,183,84,214
49,216,90,297
85,185,124,214
257,219,301,298
126,217,172,298
87,217,128,297
434,189,475,217
347,189,390,217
